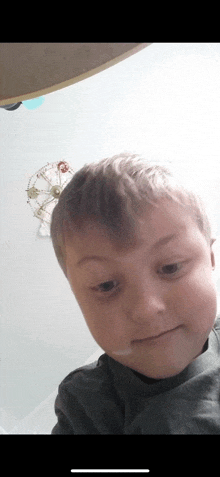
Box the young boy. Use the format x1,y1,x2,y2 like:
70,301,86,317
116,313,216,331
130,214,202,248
50,153,220,434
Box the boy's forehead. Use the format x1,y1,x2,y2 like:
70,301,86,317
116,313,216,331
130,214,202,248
64,200,196,260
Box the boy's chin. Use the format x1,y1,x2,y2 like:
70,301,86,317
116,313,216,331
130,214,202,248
111,353,191,380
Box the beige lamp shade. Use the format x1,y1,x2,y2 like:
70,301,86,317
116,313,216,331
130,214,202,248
0,43,151,106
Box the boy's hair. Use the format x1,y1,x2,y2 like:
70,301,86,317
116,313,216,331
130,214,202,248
50,153,212,277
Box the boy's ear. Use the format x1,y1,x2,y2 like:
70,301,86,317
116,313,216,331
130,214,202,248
210,238,216,269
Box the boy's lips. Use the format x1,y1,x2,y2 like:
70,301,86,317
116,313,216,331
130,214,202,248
132,326,181,344
112,326,181,355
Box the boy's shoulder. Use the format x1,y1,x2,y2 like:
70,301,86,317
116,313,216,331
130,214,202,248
52,353,125,434
58,353,112,394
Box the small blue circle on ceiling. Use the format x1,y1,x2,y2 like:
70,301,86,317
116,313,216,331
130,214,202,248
22,97,45,110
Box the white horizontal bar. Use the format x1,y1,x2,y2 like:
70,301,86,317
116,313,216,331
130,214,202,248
71,471,150,473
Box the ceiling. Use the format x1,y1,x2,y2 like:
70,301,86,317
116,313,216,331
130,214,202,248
0,43,151,105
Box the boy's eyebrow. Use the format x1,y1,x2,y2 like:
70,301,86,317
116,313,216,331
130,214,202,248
77,255,110,267
76,233,181,268
151,232,179,250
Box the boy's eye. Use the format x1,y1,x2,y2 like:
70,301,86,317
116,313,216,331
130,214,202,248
96,280,118,293
158,263,182,276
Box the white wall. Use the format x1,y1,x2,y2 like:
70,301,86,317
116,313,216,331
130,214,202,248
1,43,220,432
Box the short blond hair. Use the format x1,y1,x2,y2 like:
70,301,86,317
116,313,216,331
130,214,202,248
50,153,212,277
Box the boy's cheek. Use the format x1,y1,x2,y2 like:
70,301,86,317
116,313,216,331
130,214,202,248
177,273,217,332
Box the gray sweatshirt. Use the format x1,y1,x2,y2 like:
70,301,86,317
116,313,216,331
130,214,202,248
52,316,220,434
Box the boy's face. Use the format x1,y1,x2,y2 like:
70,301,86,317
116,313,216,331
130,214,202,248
65,199,217,379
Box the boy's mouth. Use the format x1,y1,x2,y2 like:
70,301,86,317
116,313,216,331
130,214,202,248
132,326,181,345
112,326,181,356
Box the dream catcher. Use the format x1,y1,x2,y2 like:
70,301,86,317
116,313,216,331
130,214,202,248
26,161,74,236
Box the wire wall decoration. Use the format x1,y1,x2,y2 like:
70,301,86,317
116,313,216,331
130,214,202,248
26,161,74,236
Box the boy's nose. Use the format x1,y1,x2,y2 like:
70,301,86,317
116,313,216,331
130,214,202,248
128,285,166,324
